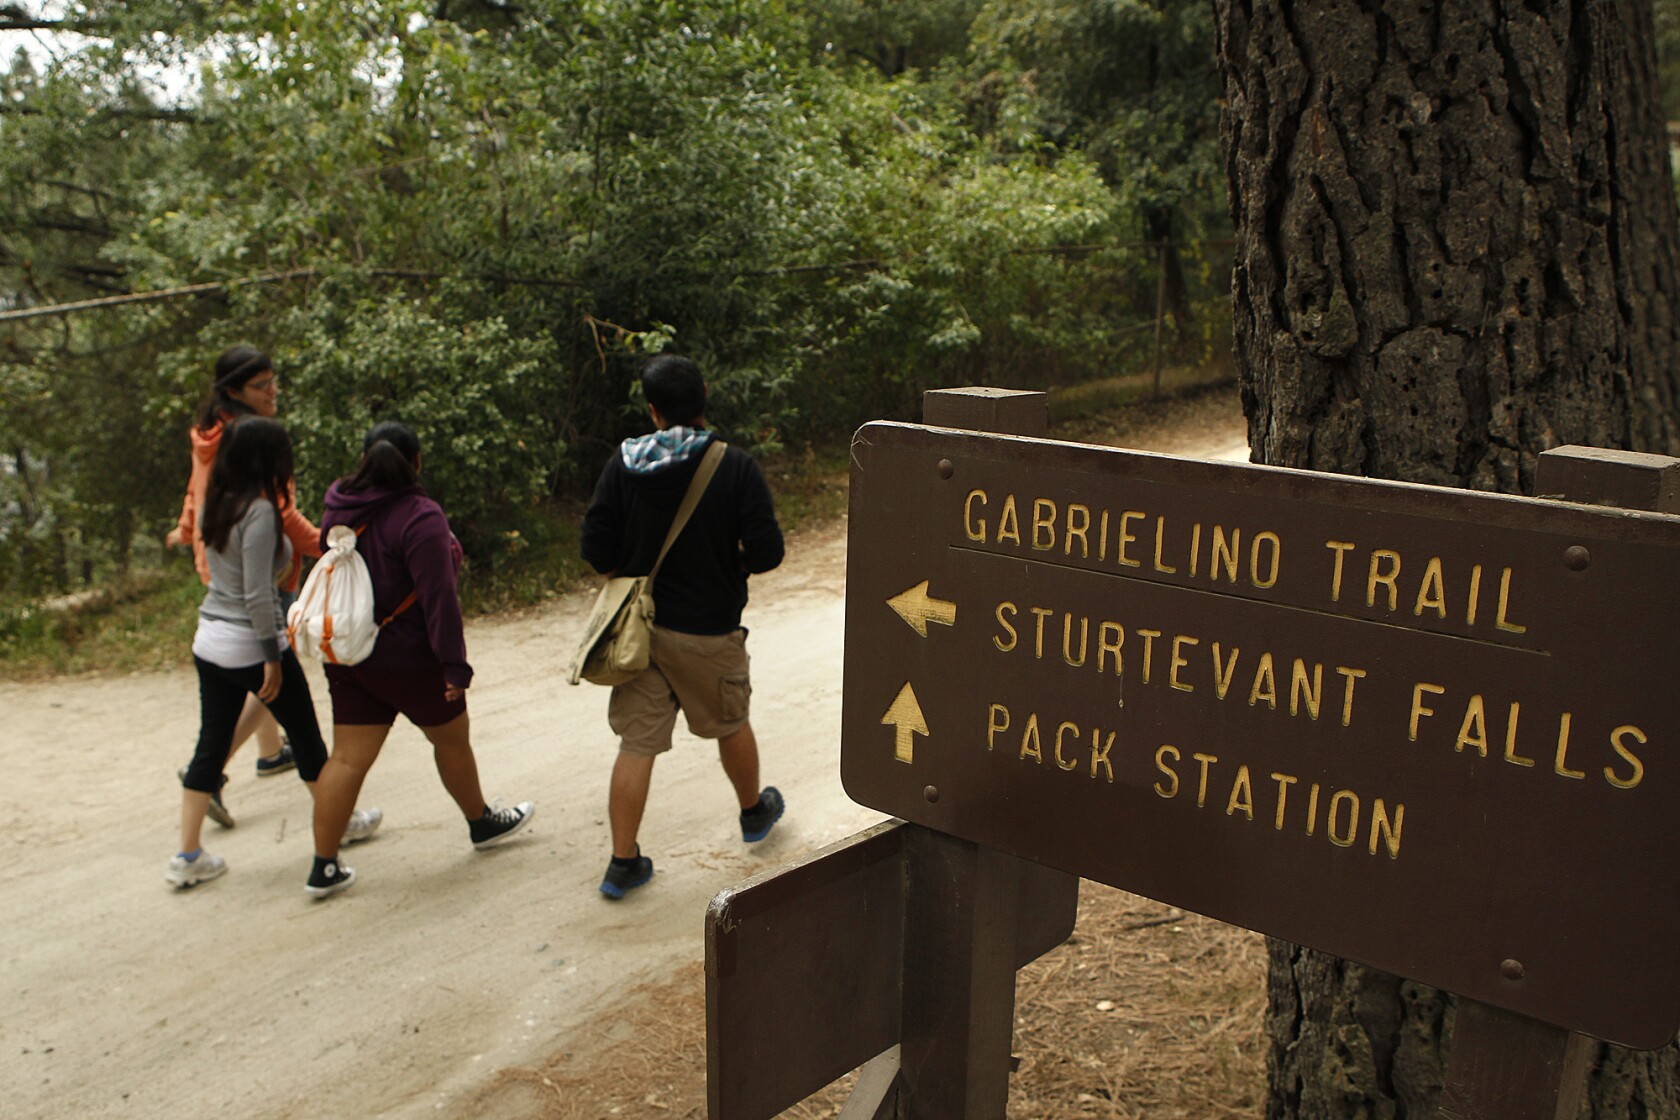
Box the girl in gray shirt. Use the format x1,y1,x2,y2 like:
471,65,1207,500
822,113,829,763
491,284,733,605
169,419,376,888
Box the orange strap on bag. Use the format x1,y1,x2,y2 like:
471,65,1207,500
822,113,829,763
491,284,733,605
288,522,419,665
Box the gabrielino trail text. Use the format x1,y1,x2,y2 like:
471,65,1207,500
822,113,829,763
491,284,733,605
962,488,1532,635
948,485,1659,863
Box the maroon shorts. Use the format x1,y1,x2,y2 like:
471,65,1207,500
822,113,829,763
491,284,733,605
324,663,466,728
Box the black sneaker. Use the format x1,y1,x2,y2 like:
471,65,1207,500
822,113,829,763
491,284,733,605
469,801,534,850
740,786,785,843
255,740,296,778
305,858,356,899
599,852,653,900
178,766,235,829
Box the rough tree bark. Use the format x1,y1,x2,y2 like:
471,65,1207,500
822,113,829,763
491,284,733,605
1211,0,1680,1116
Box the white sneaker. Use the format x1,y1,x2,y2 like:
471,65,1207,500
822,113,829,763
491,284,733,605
342,807,383,846
166,851,227,889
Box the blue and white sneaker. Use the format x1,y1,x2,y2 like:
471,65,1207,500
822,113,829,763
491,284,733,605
166,851,227,889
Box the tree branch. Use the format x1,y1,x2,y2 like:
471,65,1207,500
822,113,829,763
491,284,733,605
0,103,199,123
6,211,113,237
11,447,41,529
44,180,128,203
55,262,130,294
60,261,123,278
1,2,228,39
0,6,104,34
0,266,582,323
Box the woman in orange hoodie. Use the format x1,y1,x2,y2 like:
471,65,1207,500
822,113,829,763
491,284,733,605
167,346,323,823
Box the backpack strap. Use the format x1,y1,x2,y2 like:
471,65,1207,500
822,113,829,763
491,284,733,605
351,523,420,629
380,590,418,628
647,440,727,583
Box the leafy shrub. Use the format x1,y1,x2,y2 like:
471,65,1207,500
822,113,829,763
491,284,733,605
279,293,560,557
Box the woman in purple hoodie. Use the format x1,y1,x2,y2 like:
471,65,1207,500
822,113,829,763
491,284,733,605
305,421,534,898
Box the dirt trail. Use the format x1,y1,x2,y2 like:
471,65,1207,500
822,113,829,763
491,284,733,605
0,403,1247,1120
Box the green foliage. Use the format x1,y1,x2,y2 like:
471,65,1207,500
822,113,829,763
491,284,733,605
970,0,1224,229
1659,0,1680,121
775,70,1127,425
757,442,851,532
456,500,593,615
0,0,1232,633
277,291,559,555
801,0,984,76
0,563,203,676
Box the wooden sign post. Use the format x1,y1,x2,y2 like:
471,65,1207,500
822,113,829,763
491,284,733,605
895,389,1058,1118
707,390,1076,1120
1436,445,1680,1120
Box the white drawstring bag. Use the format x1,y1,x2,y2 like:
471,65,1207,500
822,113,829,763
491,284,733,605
287,524,414,665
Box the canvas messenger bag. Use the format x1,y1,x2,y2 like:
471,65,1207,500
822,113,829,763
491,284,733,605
569,439,726,686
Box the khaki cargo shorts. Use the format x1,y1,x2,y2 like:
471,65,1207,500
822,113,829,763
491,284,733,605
608,625,752,756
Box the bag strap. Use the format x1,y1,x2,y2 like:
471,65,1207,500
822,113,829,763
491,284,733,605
349,522,419,628
379,590,418,628
647,439,727,582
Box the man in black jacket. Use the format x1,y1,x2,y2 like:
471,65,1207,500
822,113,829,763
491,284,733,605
581,355,787,899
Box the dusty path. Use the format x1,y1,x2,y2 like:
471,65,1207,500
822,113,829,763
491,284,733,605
0,403,1247,1120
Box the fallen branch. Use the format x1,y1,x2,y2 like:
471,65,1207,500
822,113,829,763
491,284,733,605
1123,910,1190,932
0,269,315,323
0,265,579,323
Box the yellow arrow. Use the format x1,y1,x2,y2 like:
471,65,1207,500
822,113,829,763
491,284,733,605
881,682,929,764
886,580,957,637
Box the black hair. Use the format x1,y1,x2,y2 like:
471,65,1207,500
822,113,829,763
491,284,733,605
195,345,273,430
200,417,293,555
640,354,707,428
339,420,421,494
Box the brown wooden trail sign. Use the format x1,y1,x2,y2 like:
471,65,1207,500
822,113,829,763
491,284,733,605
842,420,1680,1052
707,387,1680,1118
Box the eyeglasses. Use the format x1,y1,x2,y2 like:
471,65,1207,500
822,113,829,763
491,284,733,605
246,374,279,392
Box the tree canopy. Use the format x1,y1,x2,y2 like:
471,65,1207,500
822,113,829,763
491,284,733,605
1,0,1232,594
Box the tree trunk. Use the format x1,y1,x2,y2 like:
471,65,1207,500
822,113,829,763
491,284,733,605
1216,0,1680,491
1212,0,1680,1115
1144,205,1195,341
52,529,69,592
1266,942,1450,1118
113,507,133,578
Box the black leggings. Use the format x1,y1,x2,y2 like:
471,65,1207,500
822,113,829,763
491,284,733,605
183,651,329,791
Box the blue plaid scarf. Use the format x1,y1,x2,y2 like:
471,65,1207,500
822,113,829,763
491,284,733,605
619,426,714,474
